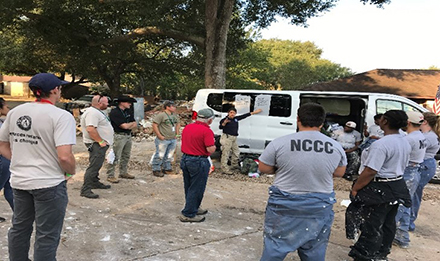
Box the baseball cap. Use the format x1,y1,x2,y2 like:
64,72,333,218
406,111,424,124
28,73,69,92
345,121,357,128
116,95,137,103
198,108,214,119
163,100,176,108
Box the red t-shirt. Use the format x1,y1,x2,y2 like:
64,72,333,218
181,121,215,156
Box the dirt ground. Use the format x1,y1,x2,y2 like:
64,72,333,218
1,137,440,261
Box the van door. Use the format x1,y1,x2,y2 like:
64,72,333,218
299,94,368,136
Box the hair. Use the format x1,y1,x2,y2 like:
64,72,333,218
0,98,5,109
228,107,237,113
374,113,383,121
423,112,440,138
298,103,326,127
383,110,408,130
30,86,51,99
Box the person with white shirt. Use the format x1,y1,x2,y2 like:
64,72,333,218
332,121,362,180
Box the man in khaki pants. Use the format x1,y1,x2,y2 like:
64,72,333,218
219,107,262,174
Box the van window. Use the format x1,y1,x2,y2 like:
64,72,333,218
376,99,403,113
377,99,422,114
270,94,291,117
207,93,223,112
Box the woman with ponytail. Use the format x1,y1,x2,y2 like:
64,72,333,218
348,110,412,261
409,112,440,231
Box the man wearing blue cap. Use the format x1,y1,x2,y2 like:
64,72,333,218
0,73,76,261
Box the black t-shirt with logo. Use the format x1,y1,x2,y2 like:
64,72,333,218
109,107,135,134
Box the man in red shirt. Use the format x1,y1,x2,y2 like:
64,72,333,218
179,108,216,222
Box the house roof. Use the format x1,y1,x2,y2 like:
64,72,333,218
0,75,32,82
302,69,440,99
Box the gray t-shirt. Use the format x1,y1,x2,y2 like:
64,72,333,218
423,131,440,160
405,130,427,163
81,107,114,145
332,129,362,149
259,131,347,194
364,134,411,178
0,103,76,190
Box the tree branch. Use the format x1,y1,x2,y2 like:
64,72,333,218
89,27,205,48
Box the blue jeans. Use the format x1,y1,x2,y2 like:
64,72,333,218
0,155,13,210
9,181,68,261
260,186,336,261
395,165,421,245
180,154,210,218
410,158,436,231
152,138,177,172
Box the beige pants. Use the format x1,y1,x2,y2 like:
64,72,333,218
220,133,240,171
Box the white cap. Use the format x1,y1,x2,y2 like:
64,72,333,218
345,121,356,128
406,111,424,124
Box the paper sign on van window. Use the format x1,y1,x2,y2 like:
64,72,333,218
235,95,251,114
255,95,271,116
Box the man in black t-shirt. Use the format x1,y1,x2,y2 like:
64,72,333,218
107,96,138,183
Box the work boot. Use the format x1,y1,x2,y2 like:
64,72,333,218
163,169,175,175
179,214,205,223
222,169,234,175
153,170,164,177
197,208,208,215
107,177,120,183
92,182,111,189
80,191,99,199
120,173,135,179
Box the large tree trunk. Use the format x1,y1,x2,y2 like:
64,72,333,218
205,0,234,89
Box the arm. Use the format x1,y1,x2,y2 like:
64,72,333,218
175,123,181,135
86,126,108,147
119,121,137,130
259,161,276,174
351,166,377,196
345,141,361,153
333,165,346,177
219,118,229,129
206,145,216,154
0,141,11,160
152,122,165,140
57,144,76,179
251,109,262,115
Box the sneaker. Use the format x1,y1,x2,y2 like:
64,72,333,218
222,170,234,175
120,173,135,179
179,214,205,223
153,171,164,177
163,169,175,175
197,208,208,215
80,191,99,199
107,177,120,183
393,239,410,249
92,182,111,189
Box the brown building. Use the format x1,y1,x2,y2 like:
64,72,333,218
302,69,440,109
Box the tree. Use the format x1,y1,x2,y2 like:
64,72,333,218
0,0,390,95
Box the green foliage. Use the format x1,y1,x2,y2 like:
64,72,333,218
228,39,353,90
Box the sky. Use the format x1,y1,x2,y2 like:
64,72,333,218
260,0,440,73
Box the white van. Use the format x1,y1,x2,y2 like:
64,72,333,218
192,89,428,154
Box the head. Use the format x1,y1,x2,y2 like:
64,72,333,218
422,112,440,138
116,96,136,110
197,108,215,125
344,121,357,133
227,107,237,118
406,111,424,130
91,95,109,110
297,103,326,128
373,114,383,125
381,110,408,131
28,73,69,102
0,98,9,116
163,100,176,113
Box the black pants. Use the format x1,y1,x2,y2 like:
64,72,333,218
349,203,398,261
81,143,108,194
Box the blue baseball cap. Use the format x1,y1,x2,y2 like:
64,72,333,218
28,73,69,92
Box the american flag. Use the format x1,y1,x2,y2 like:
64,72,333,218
433,84,440,115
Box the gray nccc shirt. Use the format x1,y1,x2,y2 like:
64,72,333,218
259,131,347,194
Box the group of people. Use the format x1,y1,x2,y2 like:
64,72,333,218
0,73,438,261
